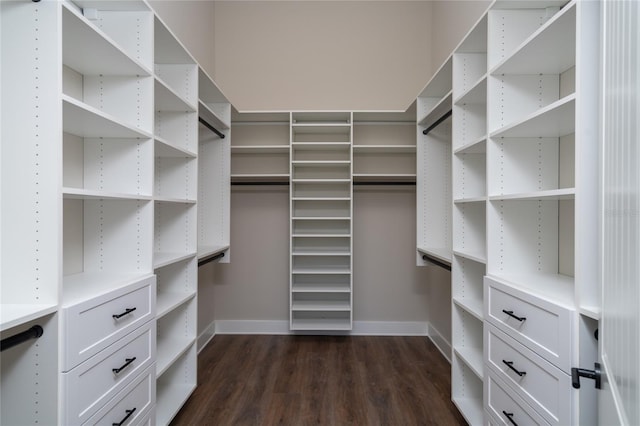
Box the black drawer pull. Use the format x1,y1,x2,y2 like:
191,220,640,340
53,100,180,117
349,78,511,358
503,360,527,377
502,410,518,426
112,307,137,319
502,309,526,322
112,357,136,374
112,408,136,426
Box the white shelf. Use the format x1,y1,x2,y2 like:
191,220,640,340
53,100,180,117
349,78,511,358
63,187,152,201
292,217,350,221
292,251,350,257
199,100,230,130
579,306,601,321
154,252,197,269
231,145,289,154
292,268,351,275
154,196,197,204
292,234,351,238
155,77,197,112
63,95,152,139
62,272,154,307
197,244,229,261
292,142,350,149
489,188,575,201
291,301,351,311
0,304,59,332
452,397,484,426
491,2,576,75
454,196,487,204
156,336,195,378
292,197,351,201
156,383,197,426
292,285,351,293
155,137,197,158
292,179,351,183
491,94,575,138
453,297,484,322
418,91,453,127
417,247,453,264
62,5,152,77
453,250,487,265
453,75,487,105
454,347,484,380
353,145,416,153
157,292,196,319
292,160,350,166
454,137,486,155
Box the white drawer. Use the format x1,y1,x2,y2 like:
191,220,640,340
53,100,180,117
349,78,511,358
63,322,156,425
484,276,573,372
62,275,156,370
82,364,156,426
485,325,572,426
486,371,551,426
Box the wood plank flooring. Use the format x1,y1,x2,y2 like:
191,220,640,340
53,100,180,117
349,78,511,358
171,335,467,426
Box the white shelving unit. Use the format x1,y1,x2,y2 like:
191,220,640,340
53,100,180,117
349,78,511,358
198,68,231,263
290,112,353,331
417,0,600,424
416,56,453,269
1,2,232,424
352,109,416,184
231,111,290,183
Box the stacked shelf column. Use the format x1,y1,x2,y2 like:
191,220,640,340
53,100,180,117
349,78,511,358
290,112,353,331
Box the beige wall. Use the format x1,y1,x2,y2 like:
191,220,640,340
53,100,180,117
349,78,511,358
148,0,216,76
205,187,430,325
212,1,433,111
430,0,491,75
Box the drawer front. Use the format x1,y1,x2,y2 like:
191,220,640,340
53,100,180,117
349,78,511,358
63,322,156,425
484,276,573,372
83,364,156,426
486,371,551,426
485,325,571,425
63,275,156,370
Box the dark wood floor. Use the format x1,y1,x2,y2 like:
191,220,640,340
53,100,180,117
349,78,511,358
171,335,467,426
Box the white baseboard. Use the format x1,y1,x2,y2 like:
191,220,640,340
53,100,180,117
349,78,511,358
214,320,428,336
427,322,452,363
197,320,216,353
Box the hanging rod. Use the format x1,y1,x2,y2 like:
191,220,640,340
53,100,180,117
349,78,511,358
199,117,226,139
354,181,416,186
1,325,44,352
198,251,225,267
422,254,452,271
422,110,452,135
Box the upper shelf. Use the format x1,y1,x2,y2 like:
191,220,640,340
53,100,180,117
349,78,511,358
62,4,152,76
155,78,197,112
491,2,576,75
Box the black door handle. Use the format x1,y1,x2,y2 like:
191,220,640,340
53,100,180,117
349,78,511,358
502,411,518,426
112,408,136,426
112,307,137,319
572,362,601,389
502,309,526,322
503,360,527,377
112,357,136,374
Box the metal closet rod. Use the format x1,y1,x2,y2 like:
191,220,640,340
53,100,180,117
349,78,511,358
199,117,226,139
1,325,44,352
422,110,452,135
198,251,225,267
422,254,452,271
230,181,416,186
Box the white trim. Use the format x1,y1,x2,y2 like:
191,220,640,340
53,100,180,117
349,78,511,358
197,320,216,353
214,320,428,336
427,322,452,364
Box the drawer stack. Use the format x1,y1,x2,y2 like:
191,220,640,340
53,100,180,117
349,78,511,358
61,276,157,425
484,276,573,425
